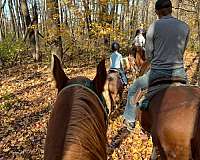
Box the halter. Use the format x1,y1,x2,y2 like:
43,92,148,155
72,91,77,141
62,79,109,124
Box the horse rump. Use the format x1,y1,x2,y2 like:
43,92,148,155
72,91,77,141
191,101,200,159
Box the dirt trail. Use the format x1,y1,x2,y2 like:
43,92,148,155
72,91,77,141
0,51,199,159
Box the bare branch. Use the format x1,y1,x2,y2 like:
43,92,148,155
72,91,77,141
0,0,7,10
173,7,197,13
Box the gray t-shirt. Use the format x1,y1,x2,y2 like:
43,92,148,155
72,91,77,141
145,15,190,69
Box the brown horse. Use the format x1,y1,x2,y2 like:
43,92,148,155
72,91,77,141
105,70,124,114
122,56,136,74
105,49,141,115
105,46,146,114
44,55,112,160
129,45,150,77
132,46,200,159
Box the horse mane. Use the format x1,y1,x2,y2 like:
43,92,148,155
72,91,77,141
45,85,107,160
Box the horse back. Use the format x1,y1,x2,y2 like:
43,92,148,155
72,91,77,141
148,86,200,159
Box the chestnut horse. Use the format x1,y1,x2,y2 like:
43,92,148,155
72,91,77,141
105,60,132,114
105,49,141,114
44,55,112,160
132,46,200,159
105,70,124,114
105,46,147,114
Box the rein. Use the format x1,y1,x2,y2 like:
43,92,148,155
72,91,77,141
62,81,109,124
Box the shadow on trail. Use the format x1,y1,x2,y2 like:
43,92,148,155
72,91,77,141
109,106,124,122
0,98,51,140
107,126,130,158
0,81,50,103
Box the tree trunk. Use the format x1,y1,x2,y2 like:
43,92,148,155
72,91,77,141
197,2,200,52
130,0,135,39
145,0,149,28
21,0,31,28
8,0,17,38
18,0,26,36
176,0,180,19
83,0,92,36
32,1,40,61
14,0,23,38
47,0,63,60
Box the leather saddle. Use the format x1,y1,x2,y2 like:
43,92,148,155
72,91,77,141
109,68,120,73
132,76,187,110
149,76,187,87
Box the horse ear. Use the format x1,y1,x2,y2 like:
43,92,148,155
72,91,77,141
93,59,107,95
52,54,69,93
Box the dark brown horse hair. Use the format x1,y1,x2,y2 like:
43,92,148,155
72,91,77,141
131,45,146,61
45,85,107,160
191,101,200,159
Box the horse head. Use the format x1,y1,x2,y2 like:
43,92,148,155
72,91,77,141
45,55,113,160
52,54,114,115
52,55,106,94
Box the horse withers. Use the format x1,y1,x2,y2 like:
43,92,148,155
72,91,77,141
131,46,200,159
44,55,112,160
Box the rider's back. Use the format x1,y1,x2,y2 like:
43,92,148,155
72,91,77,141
146,16,189,70
110,51,122,69
133,34,145,47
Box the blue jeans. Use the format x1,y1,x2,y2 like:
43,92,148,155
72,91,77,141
119,70,128,85
123,67,187,123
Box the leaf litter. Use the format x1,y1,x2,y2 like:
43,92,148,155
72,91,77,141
0,51,199,159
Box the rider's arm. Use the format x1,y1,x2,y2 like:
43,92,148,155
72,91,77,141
119,54,125,71
145,22,155,62
142,36,146,46
132,37,136,46
110,55,112,68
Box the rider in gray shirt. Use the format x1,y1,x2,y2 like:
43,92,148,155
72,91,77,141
146,13,189,69
123,0,190,131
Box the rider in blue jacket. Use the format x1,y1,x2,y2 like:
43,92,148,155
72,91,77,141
109,42,128,86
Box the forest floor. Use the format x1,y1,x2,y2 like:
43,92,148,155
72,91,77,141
0,51,199,160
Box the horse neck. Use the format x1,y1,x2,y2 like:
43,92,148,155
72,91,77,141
61,87,107,160
45,86,107,160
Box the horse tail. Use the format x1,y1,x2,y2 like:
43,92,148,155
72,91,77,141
191,101,200,159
